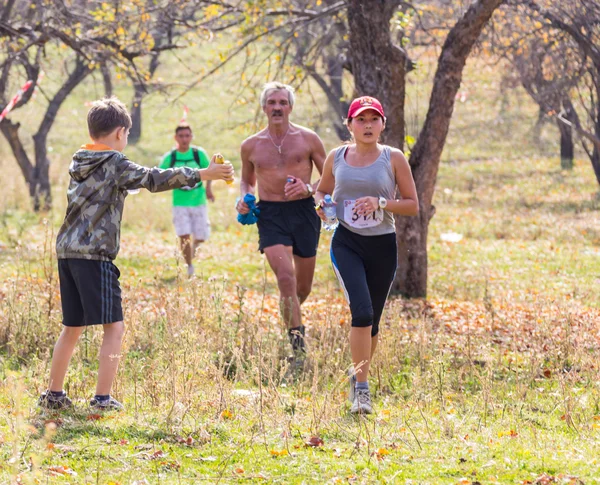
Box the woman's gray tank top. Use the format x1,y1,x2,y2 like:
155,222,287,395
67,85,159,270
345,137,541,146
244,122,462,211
332,145,396,236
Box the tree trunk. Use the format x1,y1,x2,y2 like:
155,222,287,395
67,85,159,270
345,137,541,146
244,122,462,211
28,59,91,210
347,0,406,149
101,62,113,97
592,89,600,185
394,0,504,297
559,124,574,170
558,124,574,170
31,133,51,211
128,82,144,145
0,119,34,190
129,54,160,145
557,96,575,169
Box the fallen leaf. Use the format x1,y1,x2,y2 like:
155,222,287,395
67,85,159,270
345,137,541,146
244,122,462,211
305,436,324,447
150,450,165,460
44,418,63,427
48,465,77,476
373,448,390,460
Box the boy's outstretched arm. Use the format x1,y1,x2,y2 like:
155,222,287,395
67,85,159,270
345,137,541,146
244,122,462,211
117,154,233,192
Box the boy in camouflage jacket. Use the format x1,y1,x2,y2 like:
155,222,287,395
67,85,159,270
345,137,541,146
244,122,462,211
39,97,233,411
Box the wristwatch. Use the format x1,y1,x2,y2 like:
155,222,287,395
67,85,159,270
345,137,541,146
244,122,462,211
306,184,313,196
378,197,387,209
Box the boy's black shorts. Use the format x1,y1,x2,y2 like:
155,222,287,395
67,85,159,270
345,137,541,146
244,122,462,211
58,259,123,327
256,197,320,258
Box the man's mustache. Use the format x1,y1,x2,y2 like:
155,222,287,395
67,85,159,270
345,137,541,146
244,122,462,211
272,110,283,116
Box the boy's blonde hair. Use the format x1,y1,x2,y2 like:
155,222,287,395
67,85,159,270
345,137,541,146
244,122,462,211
87,96,132,139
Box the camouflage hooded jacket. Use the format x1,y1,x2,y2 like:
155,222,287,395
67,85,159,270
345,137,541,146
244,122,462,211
56,146,202,261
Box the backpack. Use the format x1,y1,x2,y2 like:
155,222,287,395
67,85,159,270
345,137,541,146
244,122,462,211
170,147,201,168
170,148,202,189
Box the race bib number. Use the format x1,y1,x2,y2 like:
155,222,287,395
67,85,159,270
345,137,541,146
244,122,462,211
343,199,383,229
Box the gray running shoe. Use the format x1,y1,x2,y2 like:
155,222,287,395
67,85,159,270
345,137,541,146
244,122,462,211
38,391,72,410
348,366,357,403
90,396,124,411
350,388,373,415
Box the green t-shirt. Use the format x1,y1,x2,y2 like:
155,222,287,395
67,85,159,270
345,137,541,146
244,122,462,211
159,147,210,206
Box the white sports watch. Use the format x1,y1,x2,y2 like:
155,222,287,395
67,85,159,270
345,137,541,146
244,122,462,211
306,184,313,196
378,197,387,209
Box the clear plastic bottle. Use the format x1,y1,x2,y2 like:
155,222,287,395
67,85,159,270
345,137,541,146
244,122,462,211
322,194,338,231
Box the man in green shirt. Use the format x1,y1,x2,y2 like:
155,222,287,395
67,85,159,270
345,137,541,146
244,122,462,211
159,124,214,276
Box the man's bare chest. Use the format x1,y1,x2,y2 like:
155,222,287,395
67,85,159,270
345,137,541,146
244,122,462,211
251,141,311,171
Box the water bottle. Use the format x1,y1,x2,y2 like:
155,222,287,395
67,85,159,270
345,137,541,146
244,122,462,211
322,194,338,231
215,153,234,185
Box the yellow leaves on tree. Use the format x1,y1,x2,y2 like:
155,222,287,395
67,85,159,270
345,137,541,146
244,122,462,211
204,5,221,19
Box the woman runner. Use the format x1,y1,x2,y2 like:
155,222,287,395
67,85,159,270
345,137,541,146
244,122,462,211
315,96,419,414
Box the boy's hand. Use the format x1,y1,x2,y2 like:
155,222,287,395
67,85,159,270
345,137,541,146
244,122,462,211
200,155,234,182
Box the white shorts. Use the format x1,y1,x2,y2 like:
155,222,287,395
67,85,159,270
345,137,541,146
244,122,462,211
172,205,210,241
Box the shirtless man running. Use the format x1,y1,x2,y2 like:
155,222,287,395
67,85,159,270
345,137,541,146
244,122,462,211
236,82,326,372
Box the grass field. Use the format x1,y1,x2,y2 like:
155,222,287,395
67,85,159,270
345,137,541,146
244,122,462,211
1,43,600,484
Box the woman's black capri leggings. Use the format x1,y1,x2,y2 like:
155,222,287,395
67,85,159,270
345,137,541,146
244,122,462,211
330,224,397,337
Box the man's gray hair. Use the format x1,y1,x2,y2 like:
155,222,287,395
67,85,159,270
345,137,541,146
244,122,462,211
260,82,295,108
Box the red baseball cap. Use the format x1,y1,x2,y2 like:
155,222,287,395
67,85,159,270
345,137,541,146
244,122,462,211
347,96,385,119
